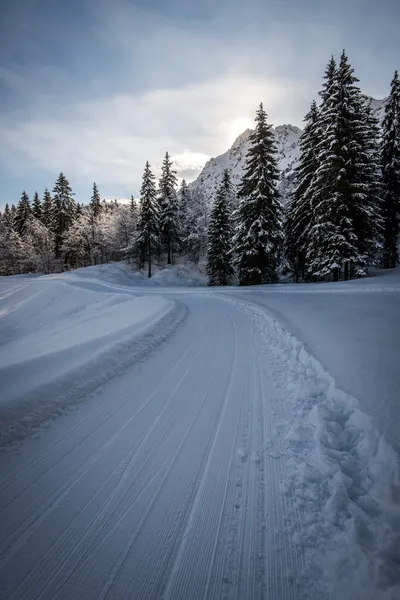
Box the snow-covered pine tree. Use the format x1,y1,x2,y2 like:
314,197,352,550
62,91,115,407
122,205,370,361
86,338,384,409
90,182,102,218
185,188,207,265
381,70,400,268
10,204,17,228
130,195,138,222
178,179,191,253
136,162,159,277
206,169,234,286
3,204,13,230
32,192,42,221
234,103,283,285
42,189,53,229
307,51,381,281
159,152,180,264
285,100,320,282
15,191,31,236
52,173,76,257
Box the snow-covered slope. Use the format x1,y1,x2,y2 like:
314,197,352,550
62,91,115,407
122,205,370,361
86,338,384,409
191,124,302,206
0,263,399,599
191,98,386,206
0,271,181,447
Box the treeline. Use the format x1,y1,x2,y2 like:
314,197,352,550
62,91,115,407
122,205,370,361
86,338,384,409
207,51,400,285
1,51,399,284
0,164,208,276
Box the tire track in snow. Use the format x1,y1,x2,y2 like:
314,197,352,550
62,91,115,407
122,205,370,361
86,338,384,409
49,314,223,600
0,310,203,594
16,320,217,600
161,309,240,600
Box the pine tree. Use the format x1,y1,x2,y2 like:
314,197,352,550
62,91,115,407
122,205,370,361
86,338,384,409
207,170,234,286
42,189,53,228
15,191,31,236
136,162,159,277
234,103,283,285
159,152,180,264
307,51,381,280
52,173,76,257
178,179,191,253
10,204,17,228
3,203,13,230
32,192,42,221
285,101,320,281
130,195,138,220
381,70,400,268
90,182,102,218
185,188,207,265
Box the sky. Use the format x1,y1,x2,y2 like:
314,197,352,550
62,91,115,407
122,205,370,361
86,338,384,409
0,0,399,207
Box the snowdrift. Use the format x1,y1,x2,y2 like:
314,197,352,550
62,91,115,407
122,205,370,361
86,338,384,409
0,275,185,447
228,297,400,600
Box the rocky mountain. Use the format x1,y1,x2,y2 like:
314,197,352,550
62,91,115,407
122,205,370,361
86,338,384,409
190,97,386,207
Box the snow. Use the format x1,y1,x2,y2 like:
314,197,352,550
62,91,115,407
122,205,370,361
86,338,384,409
0,263,399,599
190,98,385,207
0,272,180,447
190,125,302,206
222,267,400,453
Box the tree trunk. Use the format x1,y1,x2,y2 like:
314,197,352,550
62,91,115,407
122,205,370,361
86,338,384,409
344,262,349,281
148,240,152,278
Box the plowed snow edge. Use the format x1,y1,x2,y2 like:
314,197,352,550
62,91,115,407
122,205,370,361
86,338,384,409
220,295,400,600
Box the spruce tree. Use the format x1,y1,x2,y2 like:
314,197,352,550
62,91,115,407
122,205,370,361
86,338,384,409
42,189,53,229
136,162,159,277
15,191,31,236
178,179,191,253
159,152,180,264
90,182,102,218
207,169,234,286
32,192,42,221
52,173,76,257
307,51,381,280
381,70,400,268
130,195,138,220
285,101,320,281
10,204,17,229
234,103,283,285
3,203,12,230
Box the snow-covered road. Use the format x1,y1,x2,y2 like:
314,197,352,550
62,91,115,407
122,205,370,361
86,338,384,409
0,269,399,599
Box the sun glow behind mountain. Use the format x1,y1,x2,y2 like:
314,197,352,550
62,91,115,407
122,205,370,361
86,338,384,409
223,117,254,146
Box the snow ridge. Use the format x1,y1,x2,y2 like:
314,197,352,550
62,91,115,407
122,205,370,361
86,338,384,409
231,297,400,600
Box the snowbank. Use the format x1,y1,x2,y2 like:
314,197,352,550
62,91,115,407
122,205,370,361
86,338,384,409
224,268,400,454
47,261,207,288
231,297,400,600
0,276,185,447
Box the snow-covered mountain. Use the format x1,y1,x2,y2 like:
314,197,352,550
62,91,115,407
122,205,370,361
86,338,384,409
190,97,386,207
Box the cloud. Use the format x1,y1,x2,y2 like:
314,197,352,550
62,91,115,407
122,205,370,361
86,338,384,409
0,0,396,205
0,71,301,198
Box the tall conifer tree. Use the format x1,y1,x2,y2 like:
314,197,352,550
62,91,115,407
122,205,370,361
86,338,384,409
136,162,159,278
207,169,234,286
52,173,76,257
381,70,400,268
159,152,179,264
32,192,42,221
234,104,283,285
15,191,31,236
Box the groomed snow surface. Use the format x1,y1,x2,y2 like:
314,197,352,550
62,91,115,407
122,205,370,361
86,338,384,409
0,262,399,600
